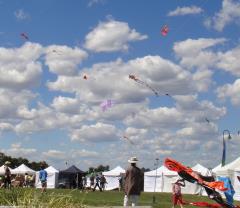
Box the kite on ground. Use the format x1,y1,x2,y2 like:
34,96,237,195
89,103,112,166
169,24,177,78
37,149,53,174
20,33,29,40
161,25,169,36
100,100,114,112
164,158,240,208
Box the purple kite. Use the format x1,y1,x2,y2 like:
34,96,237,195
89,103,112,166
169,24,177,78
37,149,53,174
100,100,114,112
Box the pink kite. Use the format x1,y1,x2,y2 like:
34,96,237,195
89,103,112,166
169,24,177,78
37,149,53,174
20,33,29,40
100,100,114,112
161,25,169,36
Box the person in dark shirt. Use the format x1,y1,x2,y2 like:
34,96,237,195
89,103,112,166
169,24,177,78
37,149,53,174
93,174,102,192
4,161,11,189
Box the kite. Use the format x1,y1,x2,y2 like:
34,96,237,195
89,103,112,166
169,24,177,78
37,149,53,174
100,100,114,112
205,118,210,124
123,135,134,145
237,176,240,183
161,25,169,36
20,33,29,40
164,158,240,208
129,74,159,97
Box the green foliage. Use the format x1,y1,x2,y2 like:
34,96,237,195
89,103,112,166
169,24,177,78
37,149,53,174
0,152,48,171
87,165,109,174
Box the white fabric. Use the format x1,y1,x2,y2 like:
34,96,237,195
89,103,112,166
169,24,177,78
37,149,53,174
102,166,125,190
0,165,13,175
233,171,240,201
12,164,35,175
35,166,59,189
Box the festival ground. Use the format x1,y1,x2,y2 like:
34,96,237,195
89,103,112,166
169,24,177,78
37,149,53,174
0,188,240,208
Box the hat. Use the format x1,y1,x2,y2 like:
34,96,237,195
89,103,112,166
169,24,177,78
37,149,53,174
4,161,11,165
128,156,138,163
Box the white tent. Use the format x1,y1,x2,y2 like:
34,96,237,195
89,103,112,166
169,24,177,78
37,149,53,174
144,166,178,192
102,166,125,190
0,165,13,175
35,166,59,189
12,164,35,175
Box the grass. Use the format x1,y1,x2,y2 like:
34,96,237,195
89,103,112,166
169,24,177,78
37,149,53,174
0,188,239,207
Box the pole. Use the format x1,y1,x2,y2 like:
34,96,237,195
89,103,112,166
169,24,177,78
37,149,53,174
222,130,231,167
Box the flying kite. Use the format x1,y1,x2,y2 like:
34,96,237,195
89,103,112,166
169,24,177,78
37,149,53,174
161,25,169,36
100,100,114,112
20,33,29,40
205,118,210,124
123,135,134,145
129,74,159,97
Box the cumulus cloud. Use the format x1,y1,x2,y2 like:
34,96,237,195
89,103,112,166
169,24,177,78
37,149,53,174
14,9,30,20
0,42,43,89
168,6,203,16
1,143,37,158
45,45,88,76
217,79,240,105
217,46,240,77
42,150,66,159
87,0,105,7
84,19,147,52
204,0,240,31
70,122,119,142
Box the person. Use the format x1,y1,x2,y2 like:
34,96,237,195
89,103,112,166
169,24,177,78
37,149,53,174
4,161,11,189
124,156,143,207
100,174,107,191
118,173,125,192
39,165,48,193
93,174,102,192
24,173,29,187
172,178,185,208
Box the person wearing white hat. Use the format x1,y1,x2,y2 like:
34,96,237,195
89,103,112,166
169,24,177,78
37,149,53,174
123,157,143,207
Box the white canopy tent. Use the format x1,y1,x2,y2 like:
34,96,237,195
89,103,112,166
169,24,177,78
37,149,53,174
102,166,125,190
212,157,240,201
0,165,13,175
35,166,59,189
144,166,178,192
12,164,35,175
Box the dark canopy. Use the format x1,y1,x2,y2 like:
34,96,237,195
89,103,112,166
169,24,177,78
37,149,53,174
60,165,84,174
58,165,85,189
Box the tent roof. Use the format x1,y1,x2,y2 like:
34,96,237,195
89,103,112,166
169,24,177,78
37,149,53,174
45,166,59,173
60,165,84,174
213,157,240,174
144,166,177,176
12,164,35,174
0,165,13,175
192,164,211,176
103,166,125,176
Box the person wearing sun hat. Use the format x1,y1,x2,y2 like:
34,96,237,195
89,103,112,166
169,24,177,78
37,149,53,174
123,156,143,207
4,161,11,189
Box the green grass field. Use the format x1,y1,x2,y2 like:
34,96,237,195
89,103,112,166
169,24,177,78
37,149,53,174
0,188,239,207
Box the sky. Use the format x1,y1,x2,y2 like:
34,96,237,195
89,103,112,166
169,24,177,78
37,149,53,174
0,0,240,171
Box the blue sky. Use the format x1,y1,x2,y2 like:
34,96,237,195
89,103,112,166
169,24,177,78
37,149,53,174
0,0,240,171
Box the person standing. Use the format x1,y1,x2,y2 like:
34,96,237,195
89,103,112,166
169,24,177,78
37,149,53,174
124,157,143,207
93,174,102,192
100,174,107,191
39,165,48,193
4,161,11,189
172,178,185,208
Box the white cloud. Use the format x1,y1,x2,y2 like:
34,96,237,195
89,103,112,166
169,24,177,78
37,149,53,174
42,150,66,159
45,45,88,76
71,149,98,158
204,0,240,31
168,6,203,16
1,143,37,158
217,79,240,105
217,46,240,76
70,122,119,142
87,0,105,7
0,42,43,89
84,19,147,52
14,9,30,20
